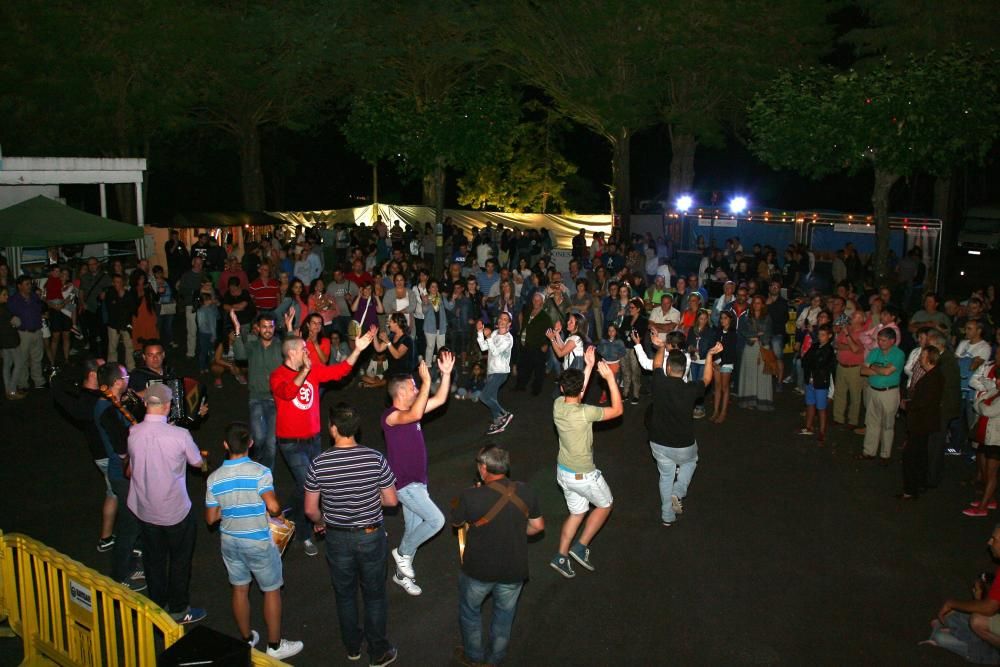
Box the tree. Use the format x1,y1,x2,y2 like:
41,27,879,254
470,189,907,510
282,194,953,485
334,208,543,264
458,103,577,213
342,81,518,274
655,0,831,200
182,1,344,211
493,0,668,238
748,48,1000,281
0,0,193,222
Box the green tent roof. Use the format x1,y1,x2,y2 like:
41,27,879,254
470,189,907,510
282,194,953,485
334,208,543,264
0,195,144,247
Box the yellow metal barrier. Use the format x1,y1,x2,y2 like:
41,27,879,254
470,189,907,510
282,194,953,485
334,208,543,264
0,532,288,666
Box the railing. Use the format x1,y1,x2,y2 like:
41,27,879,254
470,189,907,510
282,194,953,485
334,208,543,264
0,531,287,666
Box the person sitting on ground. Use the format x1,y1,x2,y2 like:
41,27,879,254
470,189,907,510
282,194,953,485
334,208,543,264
212,328,247,389
455,361,486,401
360,351,389,388
926,524,1000,663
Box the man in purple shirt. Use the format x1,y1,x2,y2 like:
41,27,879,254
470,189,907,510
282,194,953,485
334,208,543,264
381,352,454,596
127,383,207,624
8,275,45,390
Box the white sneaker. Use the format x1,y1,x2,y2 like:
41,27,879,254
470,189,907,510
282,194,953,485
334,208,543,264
670,494,684,515
392,572,422,596
391,547,415,579
303,538,319,557
247,630,259,648
266,639,304,660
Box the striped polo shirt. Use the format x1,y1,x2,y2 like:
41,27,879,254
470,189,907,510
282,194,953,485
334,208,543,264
205,457,274,541
304,445,396,528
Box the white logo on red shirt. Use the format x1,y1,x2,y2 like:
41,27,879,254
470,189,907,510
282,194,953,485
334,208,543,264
292,380,314,410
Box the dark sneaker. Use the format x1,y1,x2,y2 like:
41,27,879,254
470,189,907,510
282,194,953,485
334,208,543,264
171,607,207,625
347,648,362,661
369,647,398,667
501,412,514,429
120,578,146,592
486,420,505,435
630,397,639,406
549,554,575,579
568,542,595,572
97,535,116,552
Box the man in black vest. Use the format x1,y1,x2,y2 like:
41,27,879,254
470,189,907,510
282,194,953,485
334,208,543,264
451,446,544,666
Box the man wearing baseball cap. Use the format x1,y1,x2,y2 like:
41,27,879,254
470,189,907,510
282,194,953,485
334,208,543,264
127,382,207,624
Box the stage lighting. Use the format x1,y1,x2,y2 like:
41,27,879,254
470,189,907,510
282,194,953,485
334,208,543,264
676,195,693,212
729,196,747,214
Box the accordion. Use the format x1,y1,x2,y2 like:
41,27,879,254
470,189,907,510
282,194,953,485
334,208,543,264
148,377,206,428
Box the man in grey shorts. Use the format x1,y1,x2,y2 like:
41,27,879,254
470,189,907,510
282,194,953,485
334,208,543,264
549,347,623,578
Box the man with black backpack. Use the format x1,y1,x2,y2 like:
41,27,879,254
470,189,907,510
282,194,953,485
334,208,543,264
451,446,544,667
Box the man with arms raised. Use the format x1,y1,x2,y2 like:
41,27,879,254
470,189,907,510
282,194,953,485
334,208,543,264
270,321,376,556
549,347,622,578
382,351,455,596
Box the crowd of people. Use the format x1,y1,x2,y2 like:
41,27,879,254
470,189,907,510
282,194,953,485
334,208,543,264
5,216,1000,665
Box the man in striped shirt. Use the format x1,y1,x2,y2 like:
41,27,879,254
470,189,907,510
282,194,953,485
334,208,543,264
305,403,399,667
206,422,303,661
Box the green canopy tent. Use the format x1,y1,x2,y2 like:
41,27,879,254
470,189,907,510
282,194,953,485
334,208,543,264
0,195,143,274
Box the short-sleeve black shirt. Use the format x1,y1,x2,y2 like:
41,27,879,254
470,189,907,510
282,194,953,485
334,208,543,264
451,479,541,583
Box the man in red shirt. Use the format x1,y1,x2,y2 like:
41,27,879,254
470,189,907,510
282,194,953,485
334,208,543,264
216,256,249,294
270,326,376,556
935,524,1000,650
248,264,280,313
832,310,866,431
345,259,374,289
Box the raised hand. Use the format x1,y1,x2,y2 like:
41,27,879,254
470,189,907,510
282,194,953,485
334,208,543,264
283,308,295,332
650,333,665,348
584,345,596,368
417,359,431,384
437,349,456,375
483,327,492,338
596,360,613,379
301,350,312,372
709,341,724,356
630,331,642,346
476,320,485,333
355,328,376,351
229,309,241,336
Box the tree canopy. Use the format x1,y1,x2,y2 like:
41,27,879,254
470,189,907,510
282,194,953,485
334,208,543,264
748,47,1000,280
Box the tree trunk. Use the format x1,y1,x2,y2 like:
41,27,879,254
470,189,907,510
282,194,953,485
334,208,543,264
611,127,631,241
422,172,438,207
237,119,265,211
932,173,953,291
871,168,900,284
667,132,697,201
432,160,447,278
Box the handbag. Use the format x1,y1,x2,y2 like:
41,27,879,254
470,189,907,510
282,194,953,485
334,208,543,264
349,298,371,338
759,346,779,377
159,302,177,316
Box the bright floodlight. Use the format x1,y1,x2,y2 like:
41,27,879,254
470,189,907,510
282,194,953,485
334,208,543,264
675,195,693,212
729,196,747,214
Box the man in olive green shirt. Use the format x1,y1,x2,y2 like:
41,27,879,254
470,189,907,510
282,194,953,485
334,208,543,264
549,347,623,579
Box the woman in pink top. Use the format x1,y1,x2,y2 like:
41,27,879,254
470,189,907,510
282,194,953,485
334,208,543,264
307,278,338,335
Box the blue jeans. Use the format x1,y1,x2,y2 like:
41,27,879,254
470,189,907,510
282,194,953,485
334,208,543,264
248,398,277,472
278,436,322,541
324,527,392,658
396,483,444,557
689,363,705,383
157,314,175,346
649,441,699,523
196,331,214,371
458,572,523,664
479,372,509,420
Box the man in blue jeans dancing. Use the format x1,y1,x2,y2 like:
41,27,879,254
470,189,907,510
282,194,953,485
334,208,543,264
647,342,723,526
382,351,455,596
451,445,544,665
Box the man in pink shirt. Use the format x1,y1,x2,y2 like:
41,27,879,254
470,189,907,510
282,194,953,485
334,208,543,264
127,383,207,625
217,255,249,294
832,311,867,431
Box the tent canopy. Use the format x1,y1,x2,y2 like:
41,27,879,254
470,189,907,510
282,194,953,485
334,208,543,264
161,211,286,229
0,195,143,246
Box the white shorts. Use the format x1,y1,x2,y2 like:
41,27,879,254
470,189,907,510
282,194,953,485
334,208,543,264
556,466,614,514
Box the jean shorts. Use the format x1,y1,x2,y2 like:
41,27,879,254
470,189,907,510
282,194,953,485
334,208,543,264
220,535,284,591
556,466,614,514
94,458,115,497
805,384,828,410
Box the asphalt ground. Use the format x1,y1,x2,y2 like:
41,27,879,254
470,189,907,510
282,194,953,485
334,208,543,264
0,350,991,666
